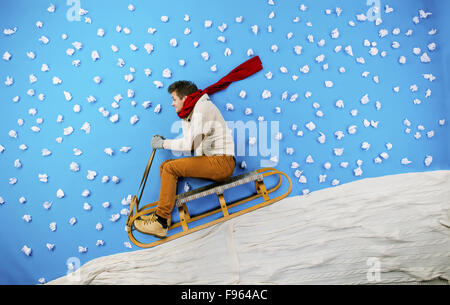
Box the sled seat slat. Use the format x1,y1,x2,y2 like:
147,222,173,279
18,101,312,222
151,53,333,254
175,170,264,207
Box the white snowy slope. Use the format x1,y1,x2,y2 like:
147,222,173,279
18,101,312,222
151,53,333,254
49,171,450,285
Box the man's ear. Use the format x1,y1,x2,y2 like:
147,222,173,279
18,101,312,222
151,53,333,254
181,95,188,104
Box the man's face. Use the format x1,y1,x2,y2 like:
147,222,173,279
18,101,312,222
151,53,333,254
171,91,187,113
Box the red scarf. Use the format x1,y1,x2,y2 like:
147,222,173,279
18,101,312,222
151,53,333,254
177,56,263,119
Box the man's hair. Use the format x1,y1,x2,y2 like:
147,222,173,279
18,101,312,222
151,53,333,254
168,80,198,99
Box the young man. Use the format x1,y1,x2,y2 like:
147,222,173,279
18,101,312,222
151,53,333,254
133,55,263,238
133,80,236,238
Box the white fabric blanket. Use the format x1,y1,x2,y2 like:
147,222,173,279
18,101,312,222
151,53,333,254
49,170,450,285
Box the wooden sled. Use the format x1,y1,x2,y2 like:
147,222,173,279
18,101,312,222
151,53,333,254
126,149,292,248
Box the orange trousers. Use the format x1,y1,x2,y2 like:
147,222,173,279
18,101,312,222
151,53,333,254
156,155,236,219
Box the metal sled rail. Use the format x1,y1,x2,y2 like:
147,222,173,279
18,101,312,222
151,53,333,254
126,166,292,249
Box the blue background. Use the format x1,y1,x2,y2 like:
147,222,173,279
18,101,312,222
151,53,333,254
0,0,448,284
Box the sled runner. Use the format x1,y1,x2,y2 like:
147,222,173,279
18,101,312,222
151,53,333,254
126,149,292,248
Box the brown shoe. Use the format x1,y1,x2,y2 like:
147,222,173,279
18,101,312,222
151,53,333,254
139,213,171,227
134,214,168,238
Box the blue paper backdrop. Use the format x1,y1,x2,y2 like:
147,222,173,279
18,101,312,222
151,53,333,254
0,0,448,284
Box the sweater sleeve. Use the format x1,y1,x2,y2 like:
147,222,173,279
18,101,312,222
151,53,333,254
163,104,209,152
162,120,193,152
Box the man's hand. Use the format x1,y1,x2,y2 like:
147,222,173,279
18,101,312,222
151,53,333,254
152,135,165,149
